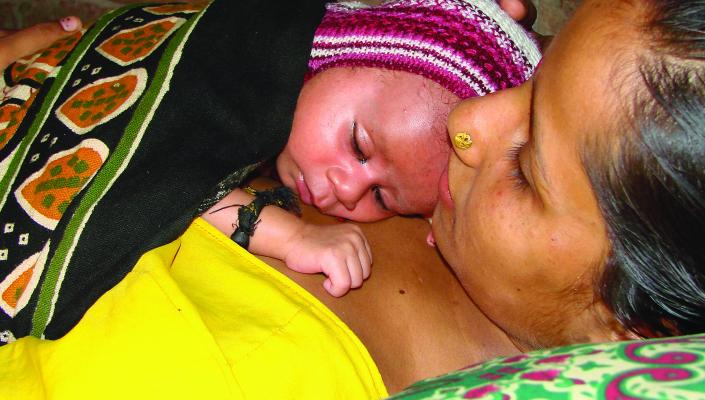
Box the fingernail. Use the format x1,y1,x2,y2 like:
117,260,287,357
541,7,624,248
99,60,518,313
60,17,78,32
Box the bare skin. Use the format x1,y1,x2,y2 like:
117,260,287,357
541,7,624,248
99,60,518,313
203,186,372,297
217,5,545,386
251,178,520,394
0,17,82,71
0,3,535,392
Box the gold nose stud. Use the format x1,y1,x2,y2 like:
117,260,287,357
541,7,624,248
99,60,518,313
453,132,473,150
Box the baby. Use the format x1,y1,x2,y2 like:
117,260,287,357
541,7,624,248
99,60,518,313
202,0,541,296
0,0,538,341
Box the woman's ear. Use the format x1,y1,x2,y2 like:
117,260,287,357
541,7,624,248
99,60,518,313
498,0,537,30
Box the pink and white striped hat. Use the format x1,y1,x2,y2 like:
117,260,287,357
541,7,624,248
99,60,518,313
307,0,542,98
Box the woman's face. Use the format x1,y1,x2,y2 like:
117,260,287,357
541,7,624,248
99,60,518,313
277,67,457,222
433,0,639,349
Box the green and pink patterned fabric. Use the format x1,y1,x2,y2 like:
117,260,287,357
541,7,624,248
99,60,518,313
390,334,705,399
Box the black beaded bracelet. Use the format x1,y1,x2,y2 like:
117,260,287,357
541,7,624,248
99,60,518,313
229,186,300,250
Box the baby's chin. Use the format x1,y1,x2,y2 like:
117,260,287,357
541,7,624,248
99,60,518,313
272,161,296,193
325,207,397,223
279,177,296,193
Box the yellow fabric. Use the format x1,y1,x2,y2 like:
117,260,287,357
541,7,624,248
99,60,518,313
0,218,388,399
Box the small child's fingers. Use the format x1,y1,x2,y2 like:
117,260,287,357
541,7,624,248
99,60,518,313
347,254,366,289
344,226,372,277
362,235,372,264
323,279,341,297
357,243,372,280
322,260,351,297
498,0,536,29
0,17,82,71
323,278,349,297
59,16,82,32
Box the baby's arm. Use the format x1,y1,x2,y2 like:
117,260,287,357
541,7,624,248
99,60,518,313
202,187,372,297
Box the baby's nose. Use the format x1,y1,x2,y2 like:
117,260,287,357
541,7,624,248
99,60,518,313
326,166,368,211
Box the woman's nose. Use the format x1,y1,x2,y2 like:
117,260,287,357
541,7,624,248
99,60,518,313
326,166,369,210
446,81,532,167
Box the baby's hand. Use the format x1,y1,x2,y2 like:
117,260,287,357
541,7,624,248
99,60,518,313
284,223,372,297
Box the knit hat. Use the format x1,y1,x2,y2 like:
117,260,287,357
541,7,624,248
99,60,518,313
307,0,542,98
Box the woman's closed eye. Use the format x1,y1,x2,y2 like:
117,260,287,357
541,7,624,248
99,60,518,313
506,140,530,190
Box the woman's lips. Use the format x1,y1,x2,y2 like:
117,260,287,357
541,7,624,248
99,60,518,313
438,167,454,210
296,174,313,205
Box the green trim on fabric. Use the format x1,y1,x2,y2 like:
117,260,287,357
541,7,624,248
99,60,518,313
30,4,211,337
0,6,133,210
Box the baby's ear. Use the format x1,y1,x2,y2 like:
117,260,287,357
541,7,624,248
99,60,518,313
498,0,537,30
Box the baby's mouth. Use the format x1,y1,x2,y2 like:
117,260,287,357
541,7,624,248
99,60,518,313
295,174,313,205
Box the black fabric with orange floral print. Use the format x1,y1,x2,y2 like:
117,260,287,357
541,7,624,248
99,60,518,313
0,0,324,342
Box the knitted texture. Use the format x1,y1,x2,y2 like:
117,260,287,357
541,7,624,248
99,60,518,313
308,0,542,98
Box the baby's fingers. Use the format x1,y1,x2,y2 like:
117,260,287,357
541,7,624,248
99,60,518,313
323,259,352,297
346,251,367,290
358,237,372,280
342,224,372,281
351,244,371,283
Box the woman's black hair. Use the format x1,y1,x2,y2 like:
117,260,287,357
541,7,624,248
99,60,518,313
588,0,705,337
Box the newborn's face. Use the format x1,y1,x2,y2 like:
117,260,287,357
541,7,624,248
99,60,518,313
276,67,458,222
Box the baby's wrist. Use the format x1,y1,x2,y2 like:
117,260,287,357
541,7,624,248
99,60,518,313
281,222,312,261
230,186,300,251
